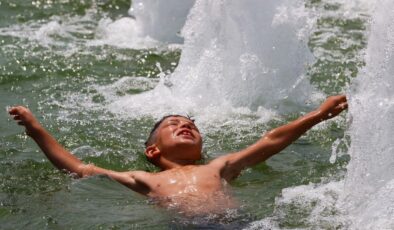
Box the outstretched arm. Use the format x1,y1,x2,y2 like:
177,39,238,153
8,106,149,194
9,106,85,175
211,95,348,181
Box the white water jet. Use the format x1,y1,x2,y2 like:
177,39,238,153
128,0,195,44
110,0,318,121
242,0,394,228
344,0,394,228
90,0,195,49
167,0,315,110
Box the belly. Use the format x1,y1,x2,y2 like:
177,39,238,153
151,188,238,216
147,166,237,216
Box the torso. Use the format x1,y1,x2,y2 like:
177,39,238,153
134,164,237,216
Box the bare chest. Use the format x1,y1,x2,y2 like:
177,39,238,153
143,166,236,215
146,166,226,198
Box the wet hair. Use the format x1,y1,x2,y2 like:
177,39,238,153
144,115,195,148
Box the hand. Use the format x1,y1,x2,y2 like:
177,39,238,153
317,95,348,120
8,106,42,136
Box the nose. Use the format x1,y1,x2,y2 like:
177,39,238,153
179,121,192,129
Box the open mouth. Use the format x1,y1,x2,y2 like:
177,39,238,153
177,129,194,138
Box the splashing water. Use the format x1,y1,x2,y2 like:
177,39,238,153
128,0,195,44
108,0,319,123
248,0,394,229
110,0,394,227
1,0,393,228
344,0,394,228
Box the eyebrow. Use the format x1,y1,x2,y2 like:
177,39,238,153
167,117,194,123
165,117,199,130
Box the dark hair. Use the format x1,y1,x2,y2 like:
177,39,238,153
144,115,195,148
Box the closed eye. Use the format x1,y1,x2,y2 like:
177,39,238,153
166,118,199,132
168,121,179,126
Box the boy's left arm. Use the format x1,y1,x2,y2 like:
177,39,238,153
7,106,151,195
210,95,348,181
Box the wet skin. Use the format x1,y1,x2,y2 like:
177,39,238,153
8,95,348,216
84,116,237,215
128,165,236,216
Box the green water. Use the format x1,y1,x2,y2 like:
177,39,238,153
0,0,366,229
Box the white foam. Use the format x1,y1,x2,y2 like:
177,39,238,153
128,0,195,44
0,5,173,52
342,0,394,228
0,14,91,56
169,0,316,109
263,0,394,228
88,0,197,49
246,181,346,229
97,76,159,101
89,17,159,49
246,218,280,230
108,0,321,128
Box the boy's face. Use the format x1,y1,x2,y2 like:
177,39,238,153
155,116,203,161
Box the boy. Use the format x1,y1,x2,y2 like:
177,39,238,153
8,95,347,216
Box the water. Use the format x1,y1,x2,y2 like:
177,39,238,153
343,0,394,228
0,0,391,229
111,0,316,121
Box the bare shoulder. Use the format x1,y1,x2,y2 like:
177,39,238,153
127,170,154,182
128,170,150,176
207,154,233,172
121,170,154,195
207,153,244,181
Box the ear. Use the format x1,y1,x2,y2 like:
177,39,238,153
144,144,161,161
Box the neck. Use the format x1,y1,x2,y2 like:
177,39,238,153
158,157,197,170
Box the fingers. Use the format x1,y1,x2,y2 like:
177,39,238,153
331,102,348,118
320,96,348,120
330,95,347,104
335,102,348,110
325,95,348,114
8,106,31,117
8,106,34,127
334,101,347,109
8,106,26,115
341,102,348,110
8,107,19,115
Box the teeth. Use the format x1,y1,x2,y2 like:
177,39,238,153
181,131,191,136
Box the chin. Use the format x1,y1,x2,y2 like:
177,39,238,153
175,143,202,158
174,139,200,147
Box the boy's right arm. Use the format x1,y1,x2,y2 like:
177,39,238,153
209,95,348,181
8,106,150,195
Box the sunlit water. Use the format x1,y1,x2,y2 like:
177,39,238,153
0,0,391,229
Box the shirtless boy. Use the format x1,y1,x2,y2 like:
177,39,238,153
8,95,347,216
